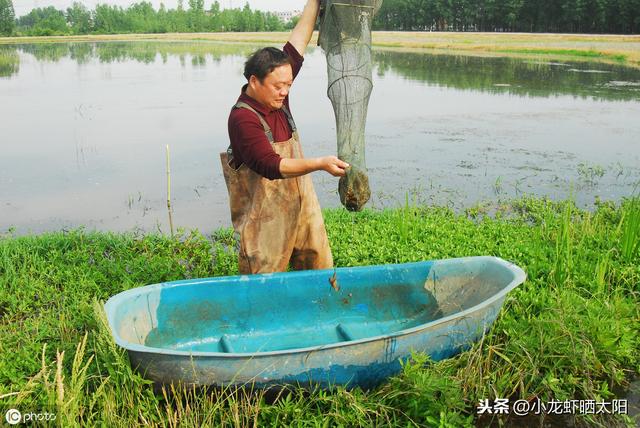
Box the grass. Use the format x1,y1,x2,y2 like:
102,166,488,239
0,196,639,426
619,198,640,262
0,31,639,68
496,48,627,62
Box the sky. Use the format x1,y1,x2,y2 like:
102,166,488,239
13,0,307,16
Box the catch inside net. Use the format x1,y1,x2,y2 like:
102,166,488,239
318,0,383,212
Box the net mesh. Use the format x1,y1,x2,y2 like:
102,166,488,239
318,0,383,212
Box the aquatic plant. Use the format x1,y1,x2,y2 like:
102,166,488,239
577,162,606,187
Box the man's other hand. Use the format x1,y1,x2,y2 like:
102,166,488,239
279,155,349,178
320,156,349,177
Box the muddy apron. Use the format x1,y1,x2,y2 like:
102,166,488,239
220,102,334,274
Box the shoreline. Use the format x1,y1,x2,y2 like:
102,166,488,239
1,31,639,68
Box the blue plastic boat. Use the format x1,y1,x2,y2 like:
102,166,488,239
104,256,525,389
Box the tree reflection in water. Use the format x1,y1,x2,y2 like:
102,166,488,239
0,46,19,77
5,42,640,102
373,50,640,102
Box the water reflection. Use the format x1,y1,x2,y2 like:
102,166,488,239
9,41,259,66
373,50,640,101
0,46,19,77
3,41,640,101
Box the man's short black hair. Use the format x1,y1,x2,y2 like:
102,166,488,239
243,47,291,82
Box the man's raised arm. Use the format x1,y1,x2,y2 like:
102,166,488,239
287,0,321,56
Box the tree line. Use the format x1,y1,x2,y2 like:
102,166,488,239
0,1,291,36
0,0,638,37
373,0,640,34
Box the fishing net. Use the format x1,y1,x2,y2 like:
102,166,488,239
318,0,383,212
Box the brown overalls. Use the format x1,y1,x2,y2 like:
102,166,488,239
220,102,334,275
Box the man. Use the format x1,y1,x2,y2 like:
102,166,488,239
221,0,349,275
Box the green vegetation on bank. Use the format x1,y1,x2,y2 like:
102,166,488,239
1,197,639,426
495,48,627,62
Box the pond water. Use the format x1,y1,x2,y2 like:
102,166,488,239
1,41,639,235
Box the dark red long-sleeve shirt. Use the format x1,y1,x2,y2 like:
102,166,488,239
227,42,304,180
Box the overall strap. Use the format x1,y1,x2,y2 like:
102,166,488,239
280,104,297,134
227,102,299,163
234,101,274,143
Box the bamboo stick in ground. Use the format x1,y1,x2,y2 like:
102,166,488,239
166,144,174,237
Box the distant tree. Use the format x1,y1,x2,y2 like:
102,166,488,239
18,6,69,35
187,0,205,31
127,2,157,33
237,3,252,31
286,15,299,30
171,0,188,32
66,2,92,34
0,0,15,36
208,1,222,31
93,4,125,34
265,12,284,31
157,2,170,32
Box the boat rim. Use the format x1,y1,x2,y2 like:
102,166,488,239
104,255,526,358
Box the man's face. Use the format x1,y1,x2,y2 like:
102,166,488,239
250,64,293,111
